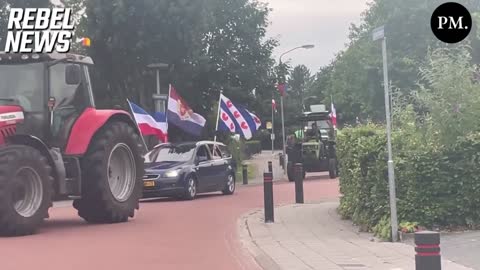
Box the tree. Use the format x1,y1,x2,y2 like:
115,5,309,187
0,0,51,49
83,0,277,138
287,65,312,111
309,0,480,125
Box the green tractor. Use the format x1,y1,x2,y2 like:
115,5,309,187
286,105,338,181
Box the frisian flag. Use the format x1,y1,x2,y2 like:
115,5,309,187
167,85,206,137
128,100,168,142
218,94,261,140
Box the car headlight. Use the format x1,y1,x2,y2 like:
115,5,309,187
164,170,180,178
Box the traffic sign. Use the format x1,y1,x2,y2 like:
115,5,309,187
372,25,385,41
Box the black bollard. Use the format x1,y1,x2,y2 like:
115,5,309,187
242,164,248,185
279,154,284,168
415,231,441,270
268,161,273,173
294,163,304,204
263,172,274,223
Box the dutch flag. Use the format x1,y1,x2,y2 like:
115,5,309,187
218,94,261,140
128,100,168,143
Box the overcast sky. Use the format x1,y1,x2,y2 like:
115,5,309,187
264,0,370,73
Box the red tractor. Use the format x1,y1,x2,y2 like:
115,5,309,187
0,52,145,236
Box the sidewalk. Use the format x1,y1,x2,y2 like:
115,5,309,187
243,150,285,185
239,201,472,270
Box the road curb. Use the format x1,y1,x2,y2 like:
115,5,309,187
238,209,283,270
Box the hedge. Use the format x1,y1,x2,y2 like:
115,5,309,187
338,124,480,239
245,140,262,157
225,139,262,169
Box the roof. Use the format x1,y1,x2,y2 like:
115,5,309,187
299,111,331,121
152,141,226,149
0,52,94,65
195,140,226,146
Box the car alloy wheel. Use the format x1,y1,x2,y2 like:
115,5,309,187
227,174,235,193
188,178,196,198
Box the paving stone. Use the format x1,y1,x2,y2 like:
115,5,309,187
241,201,474,270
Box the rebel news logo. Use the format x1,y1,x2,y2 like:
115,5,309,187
431,2,472,43
4,8,74,53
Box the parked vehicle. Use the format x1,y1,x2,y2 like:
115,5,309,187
143,141,236,200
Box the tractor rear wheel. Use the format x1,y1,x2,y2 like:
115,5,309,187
73,121,144,223
0,145,53,236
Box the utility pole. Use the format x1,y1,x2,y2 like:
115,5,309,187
373,25,398,242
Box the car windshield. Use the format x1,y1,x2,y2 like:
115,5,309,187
0,63,44,112
147,144,196,163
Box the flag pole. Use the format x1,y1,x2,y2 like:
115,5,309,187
166,85,172,143
214,90,223,142
126,98,149,153
271,95,275,154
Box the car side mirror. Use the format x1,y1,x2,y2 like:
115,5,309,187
65,64,81,85
197,156,208,164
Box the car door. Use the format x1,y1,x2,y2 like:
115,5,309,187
194,145,216,192
209,144,229,189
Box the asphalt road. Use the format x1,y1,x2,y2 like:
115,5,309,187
0,174,339,270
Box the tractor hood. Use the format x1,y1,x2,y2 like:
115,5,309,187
0,106,24,145
0,105,24,127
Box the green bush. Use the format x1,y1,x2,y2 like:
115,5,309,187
339,47,480,239
338,124,480,238
245,140,262,157
226,138,245,170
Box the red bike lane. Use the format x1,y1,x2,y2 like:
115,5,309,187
0,176,339,270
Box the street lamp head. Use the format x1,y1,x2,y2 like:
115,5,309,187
301,44,315,49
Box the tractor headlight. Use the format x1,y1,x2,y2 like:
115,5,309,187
164,170,180,178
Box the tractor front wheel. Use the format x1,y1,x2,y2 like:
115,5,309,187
73,121,144,223
0,145,53,236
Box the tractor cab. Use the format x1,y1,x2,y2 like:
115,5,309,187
0,52,94,149
286,105,337,181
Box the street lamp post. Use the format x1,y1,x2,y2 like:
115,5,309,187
278,44,315,174
373,26,398,242
147,63,169,113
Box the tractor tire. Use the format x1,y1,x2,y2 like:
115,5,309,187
73,121,144,223
329,158,337,179
0,145,53,236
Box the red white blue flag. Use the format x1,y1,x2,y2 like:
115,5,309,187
218,94,261,140
330,102,337,128
128,100,168,142
167,85,206,137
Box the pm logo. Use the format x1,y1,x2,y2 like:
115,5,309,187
431,2,472,43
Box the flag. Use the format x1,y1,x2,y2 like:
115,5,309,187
128,100,168,142
167,85,206,137
217,94,261,140
330,102,337,128
277,83,288,96
272,99,277,112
